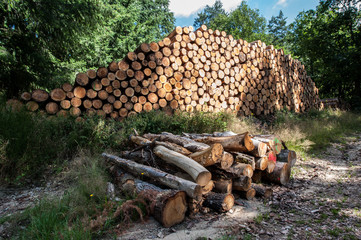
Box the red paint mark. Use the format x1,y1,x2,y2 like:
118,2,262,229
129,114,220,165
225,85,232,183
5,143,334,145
268,151,277,162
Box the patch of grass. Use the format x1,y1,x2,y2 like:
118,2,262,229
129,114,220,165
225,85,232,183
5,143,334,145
272,109,361,155
0,108,233,184
327,227,342,237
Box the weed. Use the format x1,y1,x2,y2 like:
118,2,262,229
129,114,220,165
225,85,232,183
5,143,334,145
327,228,342,237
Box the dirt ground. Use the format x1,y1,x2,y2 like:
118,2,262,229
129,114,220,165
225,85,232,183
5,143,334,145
1,134,360,240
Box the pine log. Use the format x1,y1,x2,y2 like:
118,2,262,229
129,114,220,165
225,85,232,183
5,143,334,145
203,192,234,212
31,89,49,102
232,176,252,191
234,152,255,170
266,151,277,173
220,151,234,169
262,162,290,185
255,156,268,170
188,143,224,167
143,133,210,152
252,135,282,154
213,179,232,194
153,145,212,187
21,92,32,101
75,73,89,86
45,102,59,114
26,101,39,112
238,188,256,200
102,153,202,200
196,132,254,152
252,184,273,199
50,88,66,102
277,149,297,168
224,162,253,178
110,167,187,227
249,139,268,157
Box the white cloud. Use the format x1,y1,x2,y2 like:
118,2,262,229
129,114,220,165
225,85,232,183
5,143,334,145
274,0,288,8
169,0,243,17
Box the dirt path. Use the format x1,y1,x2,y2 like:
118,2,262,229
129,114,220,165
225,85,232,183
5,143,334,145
1,135,360,240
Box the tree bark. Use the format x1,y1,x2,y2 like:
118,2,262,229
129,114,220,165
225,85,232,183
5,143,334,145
203,192,234,212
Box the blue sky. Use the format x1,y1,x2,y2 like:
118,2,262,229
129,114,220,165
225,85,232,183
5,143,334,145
170,0,319,27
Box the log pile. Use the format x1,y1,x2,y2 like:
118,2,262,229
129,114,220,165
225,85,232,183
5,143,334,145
14,25,321,118
102,131,297,227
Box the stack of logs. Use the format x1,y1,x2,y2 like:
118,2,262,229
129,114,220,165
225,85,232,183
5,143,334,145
14,25,321,118
103,131,297,227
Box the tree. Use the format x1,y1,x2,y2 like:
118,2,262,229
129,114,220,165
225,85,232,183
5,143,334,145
193,0,226,29
289,0,361,106
268,10,288,47
209,2,269,43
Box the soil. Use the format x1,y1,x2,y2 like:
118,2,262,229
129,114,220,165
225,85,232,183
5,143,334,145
1,134,360,240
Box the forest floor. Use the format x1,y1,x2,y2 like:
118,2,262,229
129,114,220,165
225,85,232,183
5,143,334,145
1,134,360,240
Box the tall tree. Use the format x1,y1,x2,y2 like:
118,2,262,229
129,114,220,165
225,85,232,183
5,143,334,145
289,0,361,106
268,10,288,47
209,2,269,43
193,0,226,28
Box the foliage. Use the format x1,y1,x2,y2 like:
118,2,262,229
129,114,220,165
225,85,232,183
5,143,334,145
273,108,361,154
194,1,270,43
268,10,288,48
0,108,233,184
193,0,226,28
0,0,175,97
288,0,361,107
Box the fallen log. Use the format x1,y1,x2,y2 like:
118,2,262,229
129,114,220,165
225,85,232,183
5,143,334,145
196,132,254,152
237,188,256,200
234,152,255,170
232,176,252,191
249,139,268,157
203,192,234,212
102,153,202,200
251,170,263,184
252,184,273,199
224,163,253,178
213,179,232,194
255,156,268,170
189,143,224,167
262,162,290,185
277,149,297,168
153,145,212,186
252,135,282,154
109,166,187,227
220,152,234,169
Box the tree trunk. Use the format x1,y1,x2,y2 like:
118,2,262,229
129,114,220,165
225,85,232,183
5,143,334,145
232,176,252,191
237,188,256,200
252,184,273,199
102,153,202,200
262,162,290,185
234,152,255,170
213,179,232,194
277,149,297,168
203,192,234,212
196,132,254,152
189,143,224,167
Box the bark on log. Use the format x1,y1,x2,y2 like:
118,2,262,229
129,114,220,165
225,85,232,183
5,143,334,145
188,143,224,167
32,89,49,102
277,149,297,168
255,156,268,170
203,192,234,212
234,152,255,170
196,132,254,152
220,152,234,170
249,139,268,157
224,162,253,178
153,145,212,187
213,179,232,194
252,135,282,154
252,184,273,199
232,176,252,191
102,153,202,200
262,162,290,185
237,188,256,200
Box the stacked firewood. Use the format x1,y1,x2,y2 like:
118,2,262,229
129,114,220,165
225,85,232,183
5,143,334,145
102,131,297,227
14,25,321,118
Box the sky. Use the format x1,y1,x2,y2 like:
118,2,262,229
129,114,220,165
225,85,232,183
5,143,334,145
170,0,319,27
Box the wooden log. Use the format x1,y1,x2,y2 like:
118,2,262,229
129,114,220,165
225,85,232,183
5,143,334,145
31,89,49,102
262,162,290,185
153,145,212,187
213,179,232,194
203,192,234,212
238,188,256,200
252,135,282,154
196,132,254,152
21,92,32,101
232,176,252,191
234,152,255,170
26,101,39,112
266,151,277,173
220,151,234,169
143,133,210,152
75,73,89,86
277,149,297,168
110,167,187,228
45,102,59,114
102,153,202,200
50,88,66,102
201,180,214,195
188,143,224,167
255,156,268,170
249,139,268,157
224,162,253,178
73,86,86,99
252,184,273,199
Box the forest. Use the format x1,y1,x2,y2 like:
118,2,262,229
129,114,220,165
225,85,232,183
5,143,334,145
1,0,360,108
